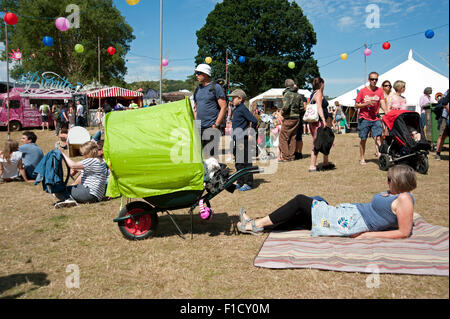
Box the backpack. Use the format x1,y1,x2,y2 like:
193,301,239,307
41,104,50,115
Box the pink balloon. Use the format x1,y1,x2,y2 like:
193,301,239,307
162,59,169,66
55,17,70,31
363,48,372,57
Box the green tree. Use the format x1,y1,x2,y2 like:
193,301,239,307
0,0,135,85
195,0,319,97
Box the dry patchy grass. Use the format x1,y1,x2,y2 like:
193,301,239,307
0,128,448,299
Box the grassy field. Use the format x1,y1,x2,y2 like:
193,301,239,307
0,127,448,299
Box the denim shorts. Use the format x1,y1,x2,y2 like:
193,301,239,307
358,118,382,139
310,200,369,237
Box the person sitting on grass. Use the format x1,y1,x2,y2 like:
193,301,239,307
237,164,416,239
0,140,32,183
54,128,69,150
53,141,108,208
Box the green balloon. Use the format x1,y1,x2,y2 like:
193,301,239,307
75,44,84,53
288,62,295,69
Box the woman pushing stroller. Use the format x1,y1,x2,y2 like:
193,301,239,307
238,164,416,239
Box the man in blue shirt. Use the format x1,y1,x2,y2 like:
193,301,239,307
19,131,44,180
193,64,227,158
230,89,258,191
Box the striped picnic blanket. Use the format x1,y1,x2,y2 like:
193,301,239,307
254,214,449,276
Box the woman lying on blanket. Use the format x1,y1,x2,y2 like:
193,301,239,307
238,164,416,239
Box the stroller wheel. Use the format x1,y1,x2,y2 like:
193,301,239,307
415,154,429,175
118,201,158,240
378,154,390,171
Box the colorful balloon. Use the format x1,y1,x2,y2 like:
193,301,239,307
42,36,54,47
205,57,212,64
340,53,348,60
238,56,246,63
75,44,84,53
126,0,140,5
288,62,295,69
162,59,169,66
363,48,372,56
55,17,70,31
3,12,18,26
425,29,434,39
382,42,391,50
107,46,116,55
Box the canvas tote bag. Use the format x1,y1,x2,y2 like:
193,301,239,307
303,92,319,123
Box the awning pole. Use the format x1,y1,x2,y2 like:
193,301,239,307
159,0,163,104
5,22,10,140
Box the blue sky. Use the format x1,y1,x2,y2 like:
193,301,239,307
1,0,449,98
116,0,450,97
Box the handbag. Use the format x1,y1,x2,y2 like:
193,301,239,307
303,102,319,123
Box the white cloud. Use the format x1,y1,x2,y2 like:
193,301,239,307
294,0,427,30
337,16,356,30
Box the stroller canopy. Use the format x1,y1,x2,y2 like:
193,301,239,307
382,110,430,152
103,97,204,199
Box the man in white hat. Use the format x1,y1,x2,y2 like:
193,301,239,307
193,63,227,158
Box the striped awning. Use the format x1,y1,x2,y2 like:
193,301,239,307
87,86,143,98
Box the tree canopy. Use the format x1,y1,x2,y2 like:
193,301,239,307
0,0,135,85
195,0,320,97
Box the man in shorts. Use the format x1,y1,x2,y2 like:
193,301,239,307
39,103,50,131
355,72,387,165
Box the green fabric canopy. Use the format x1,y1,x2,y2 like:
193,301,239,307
103,97,204,199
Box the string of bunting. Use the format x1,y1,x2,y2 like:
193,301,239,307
2,4,448,70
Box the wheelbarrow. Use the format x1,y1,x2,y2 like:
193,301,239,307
113,165,262,240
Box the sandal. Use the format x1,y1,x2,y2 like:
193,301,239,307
238,208,263,235
239,207,249,224
237,219,264,236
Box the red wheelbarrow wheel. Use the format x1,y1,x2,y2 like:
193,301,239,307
118,201,158,240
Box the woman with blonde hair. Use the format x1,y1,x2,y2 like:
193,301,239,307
53,141,108,208
0,140,31,182
387,80,408,111
238,164,417,239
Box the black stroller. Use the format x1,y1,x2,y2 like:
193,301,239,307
378,110,431,174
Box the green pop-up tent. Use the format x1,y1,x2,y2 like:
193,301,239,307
103,97,204,199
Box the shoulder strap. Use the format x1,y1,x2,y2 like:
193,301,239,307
193,86,199,103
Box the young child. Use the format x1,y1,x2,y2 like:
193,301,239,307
407,126,421,142
229,89,258,191
55,128,69,150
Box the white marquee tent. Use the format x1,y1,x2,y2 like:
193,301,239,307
249,88,312,109
330,50,449,113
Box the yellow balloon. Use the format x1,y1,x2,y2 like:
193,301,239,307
340,53,348,60
205,57,212,64
126,0,140,5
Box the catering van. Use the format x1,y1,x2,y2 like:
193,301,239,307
0,88,73,131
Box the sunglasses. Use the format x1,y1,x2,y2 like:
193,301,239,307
383,85,391,87
369,78,378,82
195,72,203,76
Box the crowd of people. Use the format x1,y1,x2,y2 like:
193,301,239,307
0,63,448,240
